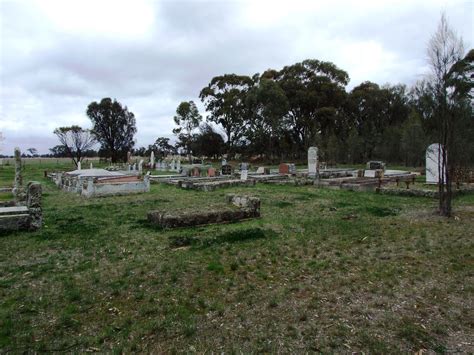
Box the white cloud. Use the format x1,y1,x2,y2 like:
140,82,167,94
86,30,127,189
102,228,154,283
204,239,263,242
0,0,472,154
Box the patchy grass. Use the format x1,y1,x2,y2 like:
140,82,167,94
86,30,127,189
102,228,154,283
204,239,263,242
0,162,473,352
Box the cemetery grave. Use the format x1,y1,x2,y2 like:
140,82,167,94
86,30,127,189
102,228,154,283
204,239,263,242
0,157,473,353
148,194,260,228
0,148,43,232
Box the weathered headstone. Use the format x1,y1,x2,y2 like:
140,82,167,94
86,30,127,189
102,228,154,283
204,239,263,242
279,163,296,175
150,151,155,168
241,170,248,181
221,164,232,175
12,147,22,199
208,167,216,177
366,161,386,170
26,182,42,230
221,159,227,166
308,147,318,176
192,166,200,177
426,143,446,184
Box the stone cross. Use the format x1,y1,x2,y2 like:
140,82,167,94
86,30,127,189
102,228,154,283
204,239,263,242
426,143,446,184
308,146,318,176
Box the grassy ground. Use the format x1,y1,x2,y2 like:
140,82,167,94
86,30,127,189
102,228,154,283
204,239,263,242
0,162,473,353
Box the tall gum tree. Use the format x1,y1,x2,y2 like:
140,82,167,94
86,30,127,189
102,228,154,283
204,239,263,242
426,13,467,217
87,98,137,163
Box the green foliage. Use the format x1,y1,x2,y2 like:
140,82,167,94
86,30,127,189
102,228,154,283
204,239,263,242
199,74,255,155
173,101,202,156
86,98,136,163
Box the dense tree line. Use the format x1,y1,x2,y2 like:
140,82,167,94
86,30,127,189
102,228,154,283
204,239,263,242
174,51,470,166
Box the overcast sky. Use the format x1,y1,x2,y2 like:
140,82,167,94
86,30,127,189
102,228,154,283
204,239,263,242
0,0,472,154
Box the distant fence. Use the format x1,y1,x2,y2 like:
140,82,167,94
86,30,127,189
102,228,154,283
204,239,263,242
0,157,102,166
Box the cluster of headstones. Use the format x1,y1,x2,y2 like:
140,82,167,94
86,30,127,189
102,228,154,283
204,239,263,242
155,159,181,171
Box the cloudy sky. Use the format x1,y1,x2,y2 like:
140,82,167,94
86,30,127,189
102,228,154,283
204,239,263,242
0,0,472,154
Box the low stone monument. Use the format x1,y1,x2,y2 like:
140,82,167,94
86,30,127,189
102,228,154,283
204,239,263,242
148,194,260,229
0,181,42,232
308,146,318,176
426,143,446,184
241,169,248,181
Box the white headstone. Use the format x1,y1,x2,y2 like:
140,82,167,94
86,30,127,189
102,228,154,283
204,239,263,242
139,159,144,173
426,143,446,184
256,167,265,174
222,159,227,166
77,161,81,171
308,146,318,175
241,170,248,181
150,151,155,167
364,170,377,178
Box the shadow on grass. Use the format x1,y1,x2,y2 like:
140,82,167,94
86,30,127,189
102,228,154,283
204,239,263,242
169,228,277,249
366,206,400,217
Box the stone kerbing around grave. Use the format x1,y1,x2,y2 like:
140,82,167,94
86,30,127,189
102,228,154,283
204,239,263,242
0,181,42,232
147,194,260,229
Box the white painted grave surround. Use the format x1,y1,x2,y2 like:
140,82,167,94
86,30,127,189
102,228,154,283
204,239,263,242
308,147,318,175
426,143,446,184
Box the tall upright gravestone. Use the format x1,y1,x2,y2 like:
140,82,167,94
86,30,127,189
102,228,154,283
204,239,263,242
12,147,22,199
150,151,155,168
308,146,318,176
426,143,446,184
